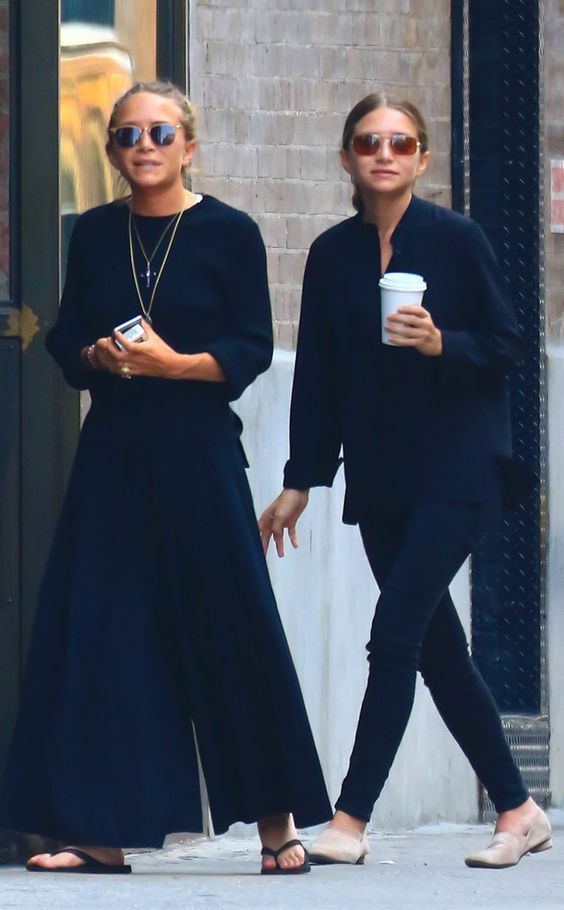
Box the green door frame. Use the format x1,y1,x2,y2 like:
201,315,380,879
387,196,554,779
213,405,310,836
0,0,73,795
18,0,80,655
158,0,189,91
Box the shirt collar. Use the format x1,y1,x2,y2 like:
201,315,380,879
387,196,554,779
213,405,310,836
353,194,427,245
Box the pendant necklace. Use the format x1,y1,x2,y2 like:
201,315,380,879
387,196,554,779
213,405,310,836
132,213,177,289
128,202,186,324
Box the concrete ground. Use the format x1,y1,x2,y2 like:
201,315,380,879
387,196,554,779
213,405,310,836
0,814,562,910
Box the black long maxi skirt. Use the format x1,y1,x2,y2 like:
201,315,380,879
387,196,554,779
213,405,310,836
0,434,332,847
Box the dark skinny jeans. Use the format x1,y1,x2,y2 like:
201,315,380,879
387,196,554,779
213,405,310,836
335,496,529,822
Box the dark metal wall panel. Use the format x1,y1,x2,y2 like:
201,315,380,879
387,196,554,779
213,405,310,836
469,0,543,716
451,0,548,817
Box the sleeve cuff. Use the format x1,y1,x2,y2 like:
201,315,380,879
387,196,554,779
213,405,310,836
283,457,343,490
437,330,473,386
206,339,271,402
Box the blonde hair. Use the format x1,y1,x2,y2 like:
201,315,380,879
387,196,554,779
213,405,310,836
108,80,197,142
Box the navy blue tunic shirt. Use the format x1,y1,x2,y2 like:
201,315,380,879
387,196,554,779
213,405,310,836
47,195,273,448
283,195,524,522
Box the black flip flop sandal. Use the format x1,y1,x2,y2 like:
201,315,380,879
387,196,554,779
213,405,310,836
26,847,132,874
261,838,311,875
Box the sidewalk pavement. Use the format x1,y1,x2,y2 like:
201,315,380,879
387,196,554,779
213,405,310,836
1,813,562,910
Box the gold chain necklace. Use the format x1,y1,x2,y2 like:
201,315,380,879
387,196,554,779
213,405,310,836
132,214,177,289
128,204,186,324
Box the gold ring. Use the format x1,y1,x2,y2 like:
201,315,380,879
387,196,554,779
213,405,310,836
120,364,132,379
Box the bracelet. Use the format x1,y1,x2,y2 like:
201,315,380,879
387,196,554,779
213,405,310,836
83,344,98,370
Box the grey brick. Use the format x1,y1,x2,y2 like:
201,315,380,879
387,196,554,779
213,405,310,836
250,111,295,145
201,41,255,76
290,112,345,146
399,52,450,87
210,144,258,178
257,145,288,179
195,7,256,42
278,249,307,285
266,248,282,284
299,148,329,180
255,213,287,248
255,10,316,44
286,214,342,250
202,109,252,144
275,320,297,351
408,0,450,17
271,284,303,322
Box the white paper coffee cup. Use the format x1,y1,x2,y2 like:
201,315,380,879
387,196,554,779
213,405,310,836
378,272,427,345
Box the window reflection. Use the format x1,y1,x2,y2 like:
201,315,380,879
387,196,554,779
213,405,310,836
62,0,115,25
60,0,157,254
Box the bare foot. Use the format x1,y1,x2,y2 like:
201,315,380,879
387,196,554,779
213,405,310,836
257,813,305,873
495,797,542,837
26,845,125,870
326,810,367,839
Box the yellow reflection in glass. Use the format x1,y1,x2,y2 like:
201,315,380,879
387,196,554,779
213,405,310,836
60,2,157,217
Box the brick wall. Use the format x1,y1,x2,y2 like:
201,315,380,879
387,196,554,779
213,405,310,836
0,0,8,299
190,0,452,348
545,0,564,343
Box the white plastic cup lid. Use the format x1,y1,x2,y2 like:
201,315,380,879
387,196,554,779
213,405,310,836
378,272,427,291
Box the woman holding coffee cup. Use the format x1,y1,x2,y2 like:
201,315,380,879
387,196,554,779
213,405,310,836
259,93,550,869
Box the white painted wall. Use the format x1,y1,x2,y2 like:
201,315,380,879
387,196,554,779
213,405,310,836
235,351,478,829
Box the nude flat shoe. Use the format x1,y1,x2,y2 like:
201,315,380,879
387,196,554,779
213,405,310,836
309,828,369,865
465,808,552,869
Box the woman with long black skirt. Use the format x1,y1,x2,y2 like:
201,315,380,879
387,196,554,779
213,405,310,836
259,93,551,870
0,81,331,875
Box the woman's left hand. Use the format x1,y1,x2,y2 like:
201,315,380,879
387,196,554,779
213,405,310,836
385,305,443,357
99,319,182,379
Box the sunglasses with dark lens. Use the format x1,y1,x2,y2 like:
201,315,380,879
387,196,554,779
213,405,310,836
110,123,182,148
351,133,420,157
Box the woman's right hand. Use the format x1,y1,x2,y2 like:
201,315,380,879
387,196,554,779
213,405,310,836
92,336,133,375
258,489,309,557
